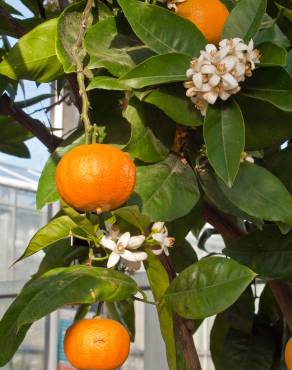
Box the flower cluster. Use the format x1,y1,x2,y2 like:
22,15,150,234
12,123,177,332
158,0,185,11
184,38,261,115
100,222,175,272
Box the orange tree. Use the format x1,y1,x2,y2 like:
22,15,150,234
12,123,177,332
0,0,292,369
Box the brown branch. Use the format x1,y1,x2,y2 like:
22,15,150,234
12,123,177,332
0,94,62,152
202,202,292,333
159,254,202,370
0,6,26,37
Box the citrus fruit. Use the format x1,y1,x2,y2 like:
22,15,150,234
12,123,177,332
64,318,130,370
285,337,292,370
177,0,229,44
55,144,136,212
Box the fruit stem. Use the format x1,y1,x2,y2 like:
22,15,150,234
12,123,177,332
71,0,94,144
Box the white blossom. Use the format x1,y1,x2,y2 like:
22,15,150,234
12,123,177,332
158,0,185,11
101,232,147,268
104,222,120,240
240,151,254,164
151,222,175,256
184,38,261,115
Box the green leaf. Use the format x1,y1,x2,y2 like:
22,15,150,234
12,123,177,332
199,166,262,224
242,67,292,111
217,163,292,226
117,0,205,56
144,252,177,370
164,257,256,319
61,202,95,235
0,18,63,82
222,0,267,41
275,2,292,22
56,1,93,73
124,97,176,163
85,16,153,77
258,43,287,67
225,225,292,279
268,147,292,194
237,94,292,150
287,50,292,76
255,16,290,49
223,318,275,370
87,76,129,91
106,299,135,341
113,205,150,233
204,99,245,187
119,53,191,88
36,129,84,210
135,86,203,127
169,240,198,273
129,154,200,221
16,265,138,328
16,214,77,261
0,142,30,158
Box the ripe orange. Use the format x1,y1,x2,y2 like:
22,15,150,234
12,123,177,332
285,337,292,370
55,144,136,212
64,318,130,370
177,0,229,44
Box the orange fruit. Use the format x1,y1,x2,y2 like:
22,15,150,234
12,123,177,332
177,0,229,44
64,318,130,370
285,337,292,370
55,144,136,212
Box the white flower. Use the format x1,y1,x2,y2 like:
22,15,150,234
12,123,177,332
184,38,261,115
158,0,186,11
240,151,254,164
101,232,147,268
151,222,175,256
104,222,120,240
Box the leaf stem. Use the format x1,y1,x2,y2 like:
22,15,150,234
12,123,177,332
71,0,94,144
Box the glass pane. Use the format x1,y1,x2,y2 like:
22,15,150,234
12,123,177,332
0,206,14,281
0,186,15,206
0,297,45,370
16,191,37,210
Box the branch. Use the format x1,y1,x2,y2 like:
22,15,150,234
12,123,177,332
202,202,292,332
0,6,26,37
36,0,46,19
158,254,202,370
0,94,62,152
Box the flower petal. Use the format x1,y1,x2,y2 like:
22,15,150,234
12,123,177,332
221,73,238,89
209,74,220,87
152,233,165,244
101,236,116,251
133,251,148,261
152,248,163,255
122,249,137,262
201,64,216,74
107,252,120,268
193,73,203,89
163,246,170,256
152,222,165,233
205,44,217,54
117,232,131,247
203,90,218,104
219,89,231,101
186,68,194,79
221,55,237,72
128,235,146,249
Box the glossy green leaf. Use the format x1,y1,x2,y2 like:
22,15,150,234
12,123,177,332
275,2,292,21
237,94,292,150
287,50,292,76
136,86,203,127
113,205,151,233
0,142,30,158
268,147,292,194
169,240,198,274
255,16,290,48
129,154,200,221
56,1,93,73
225,225,292,279
36,129,84,210
87,76,129,91
210,315,230,370
85,17,153,77
0,18,63,82
61,202,95,234
242,67,292,111
199,166,262,224
258,43,287,67
222,0,267,41
16,265,138,328
16,214,77,261
124,97,176,162
117,0,205,56
164,257,256,319
144,252,177,370
119,53,190,88
204,99,245,187
217,163,292,225
223,318,275,370
106,299,135,341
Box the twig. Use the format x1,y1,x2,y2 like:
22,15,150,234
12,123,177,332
0,94,62,152
71,0,94,143
0,6,26,37
36,0,46,19
158,253,202,370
